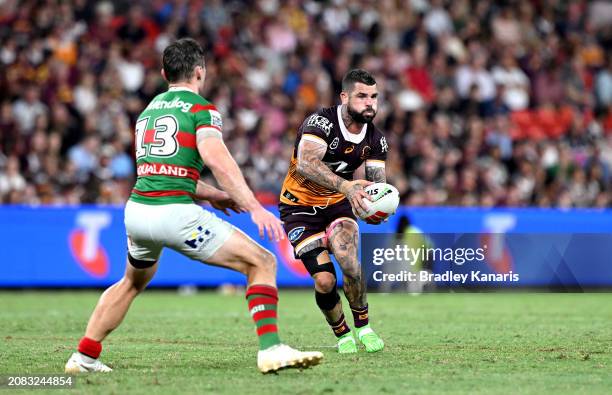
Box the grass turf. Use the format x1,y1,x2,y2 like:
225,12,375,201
0,290,611,394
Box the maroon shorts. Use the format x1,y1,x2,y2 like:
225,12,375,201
279,199,358,257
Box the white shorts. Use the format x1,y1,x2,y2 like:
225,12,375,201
124,200,235,264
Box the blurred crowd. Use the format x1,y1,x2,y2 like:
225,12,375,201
0,0,611,208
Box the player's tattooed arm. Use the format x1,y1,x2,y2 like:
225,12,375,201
365,164,386,183
297,140,344,191
297,140,371,214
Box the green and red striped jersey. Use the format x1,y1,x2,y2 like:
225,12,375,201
129,87,222,205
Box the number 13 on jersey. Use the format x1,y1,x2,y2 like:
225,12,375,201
135,115,180,159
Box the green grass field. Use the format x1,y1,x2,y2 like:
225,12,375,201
1,290,611,395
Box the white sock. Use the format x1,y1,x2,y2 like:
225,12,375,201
78,352,97,364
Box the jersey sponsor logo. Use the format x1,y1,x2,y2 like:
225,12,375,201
329,137,339,150
250,304,265,316
184,226,214,249
209,110,223,128
326,160,351,173
380,136,388,152
334,324,348,335
306,114,333,136
145,97,194,113
282,190,299,203
360,146,371,159
68,211,111,278
288,226,306,242
137,163,199,180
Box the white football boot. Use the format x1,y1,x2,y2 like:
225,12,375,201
257,344,323,373
64,352,112,373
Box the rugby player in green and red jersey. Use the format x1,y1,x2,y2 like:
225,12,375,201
65,38,322,374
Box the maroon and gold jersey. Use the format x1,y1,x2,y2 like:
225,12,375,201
279,105,388,206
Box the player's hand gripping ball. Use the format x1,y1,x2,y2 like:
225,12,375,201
353,183,400,224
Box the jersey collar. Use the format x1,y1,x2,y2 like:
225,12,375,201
168,86,198,94
336,105,367,144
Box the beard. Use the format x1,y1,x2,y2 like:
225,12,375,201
347,104,376,124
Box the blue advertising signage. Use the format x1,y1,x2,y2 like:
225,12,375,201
0,205,611,288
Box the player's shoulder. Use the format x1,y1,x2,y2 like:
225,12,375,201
301,106,337,137
189,97,219,115
368,123,386,140
171,89,217,111
141,89,215,115
368,123,388,153
310,106,336,118
304,106,336,123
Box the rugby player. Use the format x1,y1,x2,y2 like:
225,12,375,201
65,38,322,374
279,69,388,353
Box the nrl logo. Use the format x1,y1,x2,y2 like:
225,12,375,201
330,137,339,150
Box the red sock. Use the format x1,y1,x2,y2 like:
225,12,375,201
246,285,281,350
78,336,102,359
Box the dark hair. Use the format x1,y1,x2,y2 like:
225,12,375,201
341,69,376,93
162,38,205,83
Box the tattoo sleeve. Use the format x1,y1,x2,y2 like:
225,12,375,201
297,140,346,192
365,164,386,183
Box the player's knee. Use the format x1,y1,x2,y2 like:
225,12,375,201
262,250,277,270
132,281,148,294
121,276,147,295
314,274,340,311
249,248,277,274
314,272,337,293
299,247,336,278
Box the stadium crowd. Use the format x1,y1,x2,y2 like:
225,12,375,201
0,0,611,208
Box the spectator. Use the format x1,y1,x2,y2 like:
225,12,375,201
12,86,47,136
492,53,530,111
68,135,100,182
0,0,608,209
595,55,612,107
0,156,26,199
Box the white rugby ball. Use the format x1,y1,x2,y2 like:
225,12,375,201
353,183,400,221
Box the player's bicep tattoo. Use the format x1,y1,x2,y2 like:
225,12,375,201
297,140,345,192
365,164,386,183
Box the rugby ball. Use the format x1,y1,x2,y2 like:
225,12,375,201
354,183,400,222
